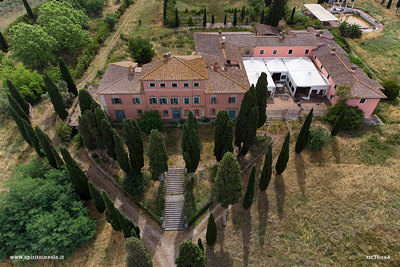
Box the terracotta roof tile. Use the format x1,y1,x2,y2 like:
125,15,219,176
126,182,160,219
98,71,143,95
255,31,318,47
255,24,279,36
97,62,138,92
206,68,248,94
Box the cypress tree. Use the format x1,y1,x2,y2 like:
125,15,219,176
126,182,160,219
51,145,64,168
43,74,68,120
214,110,234,162
147,129,169,181
243,165,256,209
259,143,273,190
101,189,122,231
241,6,245,22
163,0,167,20
212,14,215,24
235,85,258,156
94,107,108,148
0,31,8,52
265,0,272,7
381,0,386,4
59,57,78,96
22,120,44,157
275,132,290,175
203,8,207,27
117,209,137,239
101,119,117,160
387,0,393,8
295,108,313,153
78,89,94,115
6,79,28,116
233,8,237,26
397,0,400,13
224,14,227,25
290,7,296,24
88,181,106,213
198,238,204,252
269,0,285,27
181,111,200,176
7,93,30,122
60,146,91,200
175,8,180,27
206,213,217,245
255,72,268,128
78,116,97,150
123,119,144,173
331,111,345,137
114,132,132,173
10,107,32,146
22,0,35,19
260,9,264,24
35,126,57,168
125,236,153,267
84,109,104,150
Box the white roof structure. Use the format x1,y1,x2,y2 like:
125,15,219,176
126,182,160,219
290,70,329,88
303,4,339,22
264,58,287,73
282,57,317,72
242,58,275,91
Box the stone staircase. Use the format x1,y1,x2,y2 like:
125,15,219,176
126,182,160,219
164,168,186,231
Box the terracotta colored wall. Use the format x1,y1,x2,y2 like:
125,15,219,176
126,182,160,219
253,46,317,58
347,98,380,118
102,94,146,120
205,93,244,119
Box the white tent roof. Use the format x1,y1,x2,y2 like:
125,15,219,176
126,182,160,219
264,58,288,73
282,57,316,72
242,58,275,91
290,70,329,87
303,4,339,22
246,72,275,90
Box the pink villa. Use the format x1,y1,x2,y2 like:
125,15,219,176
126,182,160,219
98,26,385,121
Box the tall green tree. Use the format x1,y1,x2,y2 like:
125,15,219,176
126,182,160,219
147,129,169,181
10,107,31,146
175,8,180,27
22,120,44,157
0,31,8,52
275,132,290,175
295,108,313,153
260,9,264,24
175,240,207,267
127,36,155,65
44,74,68,120
59,57,78,96
7,93,29,122
198,238,204,252
396,0,400,13
101,189,121,231
224,14,227,25
235,85,259,156
88,181,106,213
255,72,268,128
331,111,345,137
240,6,245,22
101,119,117,160
243,165,256,209
6,79,28,116
214,152,243,225
35,126,57,168
290,7,296,24
259,143,273,190
203,8,207,27
212,14,215,24
233,8,238,26
214,110,234,162
387,0,393,8
117,209,138,239
123,118,144,173
84,109,104,150
51,145,64,168
206,213,217,245
22,0,35,19
60,146,91,199
269,0,286,27
114,132,132,173
78,116,97,150
125,236,153,267
78,89,94,115
182,111,200,176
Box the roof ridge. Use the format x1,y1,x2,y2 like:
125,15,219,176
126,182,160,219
356,80,386,98
174,56,207,79
140,60,166,80
97,73,130,94
214,69,248,90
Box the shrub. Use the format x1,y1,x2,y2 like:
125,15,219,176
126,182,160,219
324,103,364,131
139,110,163,133
307,126,332,151
156,182,166,217
104,16,117,29
381,80,400,101
123,171,147,197
55,120,73,140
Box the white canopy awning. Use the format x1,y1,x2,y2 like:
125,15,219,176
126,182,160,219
242,58,276,91
290,70,329,88
246,72,275,91
304,4,339,22
282,57,317,72
264,58,288,73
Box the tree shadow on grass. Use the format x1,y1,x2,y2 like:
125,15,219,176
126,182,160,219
331,138,341,164
242,208,251,267
294,153,306,196
206,222,234,267
257,190,269,246
274,174,286,220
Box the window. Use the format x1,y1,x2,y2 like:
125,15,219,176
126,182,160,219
272,49,278,55
194,109,199,116
115,110,126,120
259,49,265,55
193,82,200,87
137,109,143,115
183,83,190,88
334,85,337,89
193,97,200,104
210,96,217,104
171,83,178,88
359,98,366,104
245,50,250,55
154,110,159,114
228,96,236,103
288,49,293,55
320,65,323,70
289,81,292,88
228,109,236,119
160,83,166,88
184,109,189,116
163,110,169,116
112,98,122,104
286,77,289,82
305,49,310,55
281,75,286,80
210,109,216,115
314,55,317,60
149,83,156,87
327,75,330,79
133,97,141,104
160,97,168,104
329,94,334,100
149,97,158,104
171,97,179,104
184,97,190,104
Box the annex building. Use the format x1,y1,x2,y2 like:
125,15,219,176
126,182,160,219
98,26,385,121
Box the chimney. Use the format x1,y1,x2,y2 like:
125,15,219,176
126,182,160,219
221,39,226,48
218,30,222,36
330,47,336,55
279,31,284,40
214,61,218,69
163,53,169,62
350,65,357,73
167,52,171,58
128,65,135,75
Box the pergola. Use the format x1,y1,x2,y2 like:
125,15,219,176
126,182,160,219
303,4,339,26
